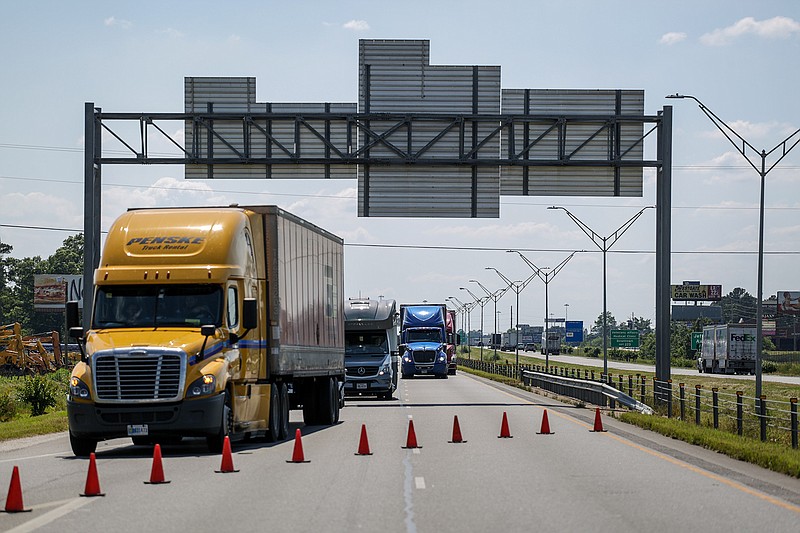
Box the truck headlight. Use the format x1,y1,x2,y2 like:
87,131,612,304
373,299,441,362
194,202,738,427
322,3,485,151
438,355,446,362
187,374,216,398
69,377,91,400
402,355,411,363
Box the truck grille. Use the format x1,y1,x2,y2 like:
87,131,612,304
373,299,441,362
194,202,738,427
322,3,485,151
93,350,185,402
413,350,436,364
346,365,380,377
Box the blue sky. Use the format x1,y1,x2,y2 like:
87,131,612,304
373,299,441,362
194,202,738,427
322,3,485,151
1,1,799,331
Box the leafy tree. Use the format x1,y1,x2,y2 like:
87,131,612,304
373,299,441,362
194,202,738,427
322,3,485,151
0,235,83,335
719,287,757,324
590,311,616,339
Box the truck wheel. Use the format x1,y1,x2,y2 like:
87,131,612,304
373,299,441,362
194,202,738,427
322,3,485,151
267,383,281,442
69,431,97,457
317,377,338,426
207,392,232,453
278,382,290,440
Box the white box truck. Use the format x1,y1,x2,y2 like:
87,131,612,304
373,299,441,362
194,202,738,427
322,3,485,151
697,324,756,375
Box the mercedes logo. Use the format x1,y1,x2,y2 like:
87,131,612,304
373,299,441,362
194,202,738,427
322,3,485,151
357,367,366,375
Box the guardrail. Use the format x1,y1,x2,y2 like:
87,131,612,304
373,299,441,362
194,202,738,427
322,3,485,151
457,358,798,448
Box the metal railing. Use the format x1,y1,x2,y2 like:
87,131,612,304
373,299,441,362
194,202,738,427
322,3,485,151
458,359,798,448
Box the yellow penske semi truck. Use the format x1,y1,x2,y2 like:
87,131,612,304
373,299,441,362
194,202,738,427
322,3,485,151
66,205,344,456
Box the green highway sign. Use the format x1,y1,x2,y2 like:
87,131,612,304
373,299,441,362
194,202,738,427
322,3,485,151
610,329,640,348
691,331,703,351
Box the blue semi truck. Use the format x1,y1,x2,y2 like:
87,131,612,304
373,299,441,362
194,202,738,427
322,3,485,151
399,304,449,379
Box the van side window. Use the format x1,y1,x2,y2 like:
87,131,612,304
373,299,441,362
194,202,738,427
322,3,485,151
227,286,239,328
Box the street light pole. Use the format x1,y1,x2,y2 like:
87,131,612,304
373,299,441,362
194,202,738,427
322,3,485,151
486,267,537,368
461,286,487,361
470,279,508,360
548,206,653,378
666,93,800,402
509,250,577,370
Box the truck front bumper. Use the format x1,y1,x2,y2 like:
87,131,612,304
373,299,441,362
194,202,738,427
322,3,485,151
402,361,448,377
67,393,225,440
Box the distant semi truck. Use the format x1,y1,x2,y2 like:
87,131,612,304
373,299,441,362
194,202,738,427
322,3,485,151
399,304,449,378
542,332,561,355
344,298,399,399
445,309,457,375
697,324,756,375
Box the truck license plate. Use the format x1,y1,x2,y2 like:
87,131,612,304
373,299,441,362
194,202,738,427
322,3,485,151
127,424,149,436
419,368,428,374
356,383,368,389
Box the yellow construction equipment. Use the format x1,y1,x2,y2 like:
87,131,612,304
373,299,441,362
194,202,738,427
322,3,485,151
0,323,63,374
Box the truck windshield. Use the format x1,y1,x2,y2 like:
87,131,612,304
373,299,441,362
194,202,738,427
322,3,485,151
345,332,388,356
406,329,442,343
93,285,223,329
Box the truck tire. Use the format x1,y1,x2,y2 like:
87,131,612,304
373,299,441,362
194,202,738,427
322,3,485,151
207,392,232,453
317,377,338,426
278,382,290,440
267,383,281,442
69,431,97,457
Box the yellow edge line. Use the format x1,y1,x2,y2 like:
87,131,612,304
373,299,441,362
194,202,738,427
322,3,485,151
475,373,800,514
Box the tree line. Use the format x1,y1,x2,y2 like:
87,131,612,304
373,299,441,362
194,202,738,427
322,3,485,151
0,235,83,335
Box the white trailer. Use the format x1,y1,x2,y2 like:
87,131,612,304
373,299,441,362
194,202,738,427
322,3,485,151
698,325,757,375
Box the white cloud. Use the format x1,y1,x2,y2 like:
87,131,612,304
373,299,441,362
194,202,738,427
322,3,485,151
104,16,132,29
228,34,242,44
159,28,185,39
699,119,795,141
659,32,687,45
700,16,800,46
343,20,370,31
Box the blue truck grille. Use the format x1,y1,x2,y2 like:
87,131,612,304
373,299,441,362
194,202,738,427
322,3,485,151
94,352,183,402
413,350,436,364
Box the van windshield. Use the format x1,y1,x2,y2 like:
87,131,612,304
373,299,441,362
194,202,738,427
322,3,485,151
93,285,223,328
345,332,388,356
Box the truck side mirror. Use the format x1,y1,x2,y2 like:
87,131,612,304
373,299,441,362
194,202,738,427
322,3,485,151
66,301,80,330
242,298,257,330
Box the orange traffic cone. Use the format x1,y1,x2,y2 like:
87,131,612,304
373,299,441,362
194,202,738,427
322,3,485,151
498,411,513,438
215,436,239,473
144,444,171,484
449,415,466,443
537,409,554,435
401,419,422,449
80,453,105,497
355,424,373,456
590,408,607,432
3,466,31,513
287,428,310,463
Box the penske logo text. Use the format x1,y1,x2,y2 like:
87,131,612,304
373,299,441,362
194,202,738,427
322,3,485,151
127,236,204,251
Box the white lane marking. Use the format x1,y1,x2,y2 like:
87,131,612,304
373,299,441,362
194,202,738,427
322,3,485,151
415,477,426,489
412,448,421,455
6,497,96,533
402,453,418,533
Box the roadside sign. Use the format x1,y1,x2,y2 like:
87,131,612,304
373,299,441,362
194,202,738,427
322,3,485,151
691,331,702,351
610,329,639,348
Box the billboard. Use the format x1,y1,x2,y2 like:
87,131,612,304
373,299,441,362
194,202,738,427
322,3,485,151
670,284,722,301
565,321,584,344
34,275,84,311
777,291,800,316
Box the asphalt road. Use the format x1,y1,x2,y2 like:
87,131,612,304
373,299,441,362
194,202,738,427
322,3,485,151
498,348,800,385
2,373,800,532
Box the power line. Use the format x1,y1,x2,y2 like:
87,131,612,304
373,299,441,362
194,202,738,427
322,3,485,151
1,173,798,212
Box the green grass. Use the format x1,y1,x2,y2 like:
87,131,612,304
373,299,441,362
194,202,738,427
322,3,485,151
0,409,69,441
620,411,800,478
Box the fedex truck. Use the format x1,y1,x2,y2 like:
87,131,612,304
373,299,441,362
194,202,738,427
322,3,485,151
697,324,757,375
66,206,345,456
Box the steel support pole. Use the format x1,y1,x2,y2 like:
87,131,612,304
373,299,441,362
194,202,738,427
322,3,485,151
83,103,101,331
655,106,673,391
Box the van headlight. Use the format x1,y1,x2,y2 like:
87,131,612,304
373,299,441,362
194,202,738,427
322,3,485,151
187,374,216,398
378,363,391,376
